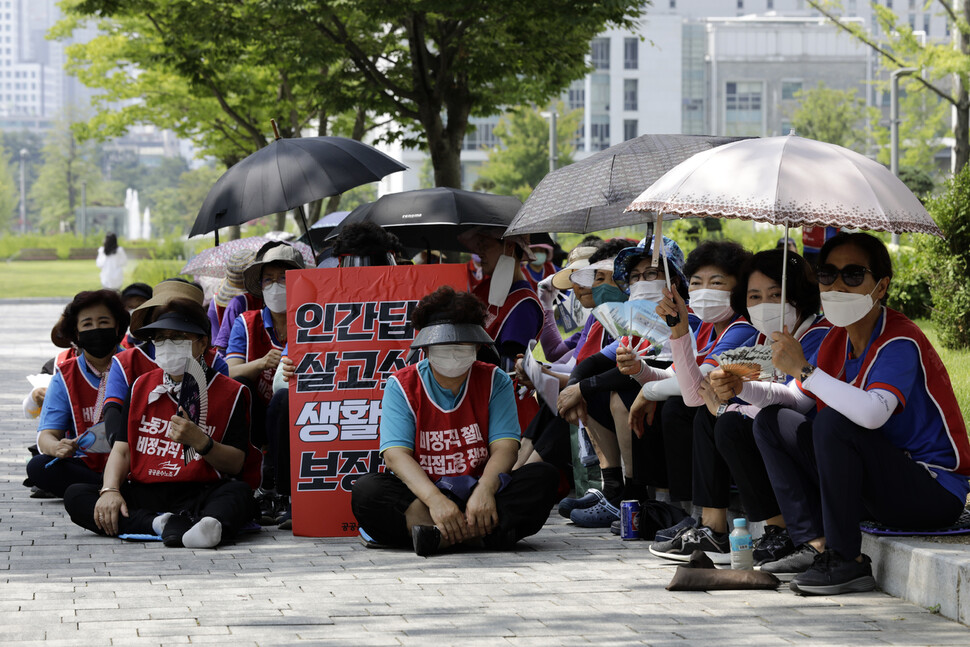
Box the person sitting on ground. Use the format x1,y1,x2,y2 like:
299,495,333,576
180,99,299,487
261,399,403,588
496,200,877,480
747,233,970,595
208,249,258,342
26,290,129,497
351,286,560,556
63,299,256,548
650,249,829,565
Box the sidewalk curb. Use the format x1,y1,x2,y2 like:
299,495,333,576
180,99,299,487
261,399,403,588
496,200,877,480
864,533,970,625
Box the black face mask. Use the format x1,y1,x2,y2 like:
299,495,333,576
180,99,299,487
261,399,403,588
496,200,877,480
77,328,119,359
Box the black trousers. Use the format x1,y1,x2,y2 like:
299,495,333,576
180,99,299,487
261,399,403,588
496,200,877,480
265,388,290,493
26,454,102,498
522,404,572,470
351,462,560,549
235,376,268,448
660,396,699,501
692,410,779,521
63,479,255,540
754,405,965,557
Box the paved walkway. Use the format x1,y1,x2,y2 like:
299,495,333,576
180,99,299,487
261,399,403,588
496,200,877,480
2,302,968,646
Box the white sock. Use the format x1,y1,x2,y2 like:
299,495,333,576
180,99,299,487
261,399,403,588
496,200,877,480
654,490,670,503
181,517,223,549
151,512,173,536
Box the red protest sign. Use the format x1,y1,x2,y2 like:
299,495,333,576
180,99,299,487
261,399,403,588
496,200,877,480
286,264,470,537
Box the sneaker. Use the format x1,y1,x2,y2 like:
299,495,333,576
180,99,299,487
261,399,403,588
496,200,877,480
650,526,731,565
569,499,620,528
411,525,443,557
648,523,696,559
557,489,605,519
610,519,621,535
758,543,820,579
790,551,876,596
653,515,697,543
753,525,795,566
649,526,730,565
254,488,282,526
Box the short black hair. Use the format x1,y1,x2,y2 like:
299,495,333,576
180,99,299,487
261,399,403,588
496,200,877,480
818,232,893,282
587,239,632,264
730,249,820,321
121,282,153,301
333,222,404,263
578,235,603,248
412,286,487,330
684,240,751,280
58,289,129,345
149,298,211,347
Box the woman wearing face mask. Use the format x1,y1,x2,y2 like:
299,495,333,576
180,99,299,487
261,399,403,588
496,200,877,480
26,290,129,498
649,249,830,564
521,243,559,291
351,286,560,556
622,241,756,517
560,237,699,528
226,242,305,451
741,233,970,595
63,299,257,548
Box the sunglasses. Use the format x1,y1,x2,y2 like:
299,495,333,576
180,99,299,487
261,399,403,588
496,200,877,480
816,264,872,287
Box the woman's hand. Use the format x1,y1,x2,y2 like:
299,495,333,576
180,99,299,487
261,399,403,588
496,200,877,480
708,368,743,402
655,287,691,339
628,391,657,438
771,327,808,379
513,354,535,390
53,437,79,459
557,385,586,420
465,485,499,538
280,356,296,383
167,408,208,451
31,387,47,408
94,491,128,536
261,348,282,373
616,344,643,375
428,493,468,544
697,376,721,416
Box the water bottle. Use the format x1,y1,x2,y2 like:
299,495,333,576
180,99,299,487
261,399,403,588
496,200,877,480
729,517,753,570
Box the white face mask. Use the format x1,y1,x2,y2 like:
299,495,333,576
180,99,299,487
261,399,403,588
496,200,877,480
263,283,287,313
488,254,517,307
426,344,477,378
533,252,547,266
154,339,195,377
747,302,800,337
820,285,879,327
629,279,666,303
689,288,734,323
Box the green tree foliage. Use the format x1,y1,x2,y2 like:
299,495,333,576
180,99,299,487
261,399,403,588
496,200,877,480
474,102,583,201
921,163,970,348
872,85,949,176
808,0,970,171
28,115,112,233
789,82,879,152
0,144,20,231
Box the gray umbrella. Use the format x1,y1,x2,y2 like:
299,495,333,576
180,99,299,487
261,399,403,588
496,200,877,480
504,134,747,235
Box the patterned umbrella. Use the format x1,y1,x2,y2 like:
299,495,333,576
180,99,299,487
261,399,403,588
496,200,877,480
179,237,315,279
504,134,746,235
626,133,941,329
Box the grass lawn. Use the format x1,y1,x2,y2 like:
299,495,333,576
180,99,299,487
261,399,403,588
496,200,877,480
0,260,104,298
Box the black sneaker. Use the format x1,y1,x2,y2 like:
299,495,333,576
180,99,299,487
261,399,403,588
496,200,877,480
649,526,730,565
254,488,282,526
411,525,443,557
648,523,695,559
790,550,876,596
753,525,795,566
610,519,621,535
758,543,819,579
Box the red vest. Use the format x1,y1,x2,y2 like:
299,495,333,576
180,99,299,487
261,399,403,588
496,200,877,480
753,316,833,346
55,348,77,368
810,308,970,475
472,278,542,341
127,368,254,485
694,317,752,366
112,345,157,391
393,362,495,480
240,309,282,404
575,320,608,363
57,358,109,472
217,293,261,330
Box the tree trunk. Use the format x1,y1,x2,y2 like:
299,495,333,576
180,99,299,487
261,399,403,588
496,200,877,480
275,212,286,231
956,0,970,173
227,225,241,241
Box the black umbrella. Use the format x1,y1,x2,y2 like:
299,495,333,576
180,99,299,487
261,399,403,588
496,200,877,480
504,134,748,235
296,210,351,249
190,121,407,255
324,187,522,252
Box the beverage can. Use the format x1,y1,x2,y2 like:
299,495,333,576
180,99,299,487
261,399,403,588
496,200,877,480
620,500,640,540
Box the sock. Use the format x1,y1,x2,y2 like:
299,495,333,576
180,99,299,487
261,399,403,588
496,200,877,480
151,512,173,536
182,516,223,549
654,489,670,503
601,467,624,505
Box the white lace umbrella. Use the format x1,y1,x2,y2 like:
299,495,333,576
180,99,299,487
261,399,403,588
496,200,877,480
626,133,942,329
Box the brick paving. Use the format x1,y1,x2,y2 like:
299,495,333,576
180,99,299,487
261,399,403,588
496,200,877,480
2,301,968,645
